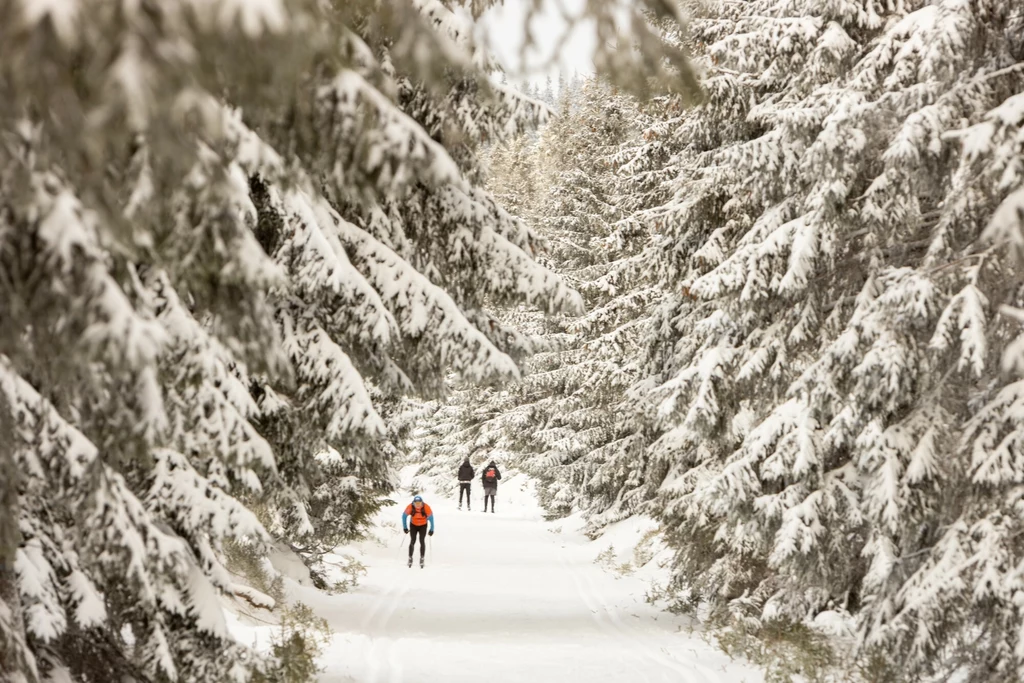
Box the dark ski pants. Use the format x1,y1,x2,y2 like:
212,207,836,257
483,486,496,512
408,524,427,558
459,483,472,507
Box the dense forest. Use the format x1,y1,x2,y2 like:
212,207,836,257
2,0,1024,681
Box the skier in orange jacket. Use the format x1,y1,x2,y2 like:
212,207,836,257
402,495,434,568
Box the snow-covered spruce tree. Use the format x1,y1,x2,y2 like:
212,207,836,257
525,49,693,522
411,88,553,498
408,124,550,497
639,0,1024,678
484,133,540,218
416,79,673,523
498,15,696,522
0,0,596,680
521,81,664,524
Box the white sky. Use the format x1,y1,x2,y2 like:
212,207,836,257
475,0,597,88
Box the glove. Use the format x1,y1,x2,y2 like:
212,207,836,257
403,528,409,534
428,530,434,537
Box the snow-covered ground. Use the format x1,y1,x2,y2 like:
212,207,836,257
230,468,765,682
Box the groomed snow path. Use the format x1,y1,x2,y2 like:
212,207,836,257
297,472,764,683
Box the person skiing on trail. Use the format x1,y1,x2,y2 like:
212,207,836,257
481,460,501,513
457,458,475,510
403,495,434,568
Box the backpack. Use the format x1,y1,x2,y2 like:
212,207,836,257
485,467,496,479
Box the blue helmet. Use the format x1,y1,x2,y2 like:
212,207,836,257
413,495,423,503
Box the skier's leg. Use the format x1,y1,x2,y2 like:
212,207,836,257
408,530,416,558
416,526,427,558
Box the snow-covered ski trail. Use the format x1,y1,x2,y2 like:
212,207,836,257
299,472,764,683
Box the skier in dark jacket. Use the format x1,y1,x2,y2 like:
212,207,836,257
480,460,501,513
457,458,474,510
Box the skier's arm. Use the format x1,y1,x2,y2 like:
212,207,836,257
427,513,435,533
401,510,409,531
496,469,502,480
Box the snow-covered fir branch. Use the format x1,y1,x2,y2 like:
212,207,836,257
0,1,596,679
631,0,1024,678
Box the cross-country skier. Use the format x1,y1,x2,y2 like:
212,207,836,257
403,495,434,568
481,460,501,513
457,458,474,510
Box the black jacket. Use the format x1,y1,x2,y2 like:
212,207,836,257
480,462,501,488
458,461,474,482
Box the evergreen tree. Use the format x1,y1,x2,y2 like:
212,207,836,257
485,133,540,218
0,0,660,679
418,79,666,524
632,0,1024,678
541,75,556,107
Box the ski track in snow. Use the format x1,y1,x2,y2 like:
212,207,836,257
559,549,655,683
560,549,717,683
361,576,410,683
270,471,764,683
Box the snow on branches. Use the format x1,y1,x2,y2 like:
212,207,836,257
632,0,1024,678
0,0,580,679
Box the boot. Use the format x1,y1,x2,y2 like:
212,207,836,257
407,556,413,568
419,556,425,569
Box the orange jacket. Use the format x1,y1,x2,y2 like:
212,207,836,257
403,502,433,529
